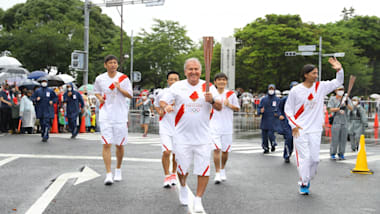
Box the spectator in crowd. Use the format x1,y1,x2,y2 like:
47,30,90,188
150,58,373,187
136,91,154,137
0,83,13,133
347,96,368,152
19,90,36,134
10,90,21,134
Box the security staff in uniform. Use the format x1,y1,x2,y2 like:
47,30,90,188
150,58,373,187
328,86,352,160
258,84,281,153
278,81,298,162
32,77,58,142
347,96,367,151
63,83,84,139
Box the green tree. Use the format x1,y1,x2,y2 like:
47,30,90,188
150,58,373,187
132,19,193,89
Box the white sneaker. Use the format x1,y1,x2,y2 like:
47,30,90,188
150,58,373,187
104,173,113,185
214,173,221,184
163,176,171,188
220,169,227,181
114,169,122,181
179,186,188,205
193,197,204,213
170,174,177,186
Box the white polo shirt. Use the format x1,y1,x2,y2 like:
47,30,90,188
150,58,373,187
154,87,175,136
94,72,132,123
210,88,240,135
285,69,344,133
162,79,219,145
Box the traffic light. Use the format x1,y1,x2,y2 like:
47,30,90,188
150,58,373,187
71,51,85,70
285,52,297,56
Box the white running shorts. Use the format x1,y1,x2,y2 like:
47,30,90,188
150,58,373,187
100,121,128,146
175,143,211,176
160,134,174,153
211,134,233,152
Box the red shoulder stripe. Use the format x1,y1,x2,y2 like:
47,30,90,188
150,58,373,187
226,90,234,98
175,104,185,127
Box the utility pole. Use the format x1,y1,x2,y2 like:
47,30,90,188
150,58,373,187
83,0,90,85
119,2,124,72
319,36,322,82
130,30,134,90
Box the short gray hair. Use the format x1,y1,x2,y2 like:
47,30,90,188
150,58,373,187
184,57,202,71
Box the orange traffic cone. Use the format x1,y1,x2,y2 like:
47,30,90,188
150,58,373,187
50,114,58,133
374,113,379,128
351,135,374,174
80,115,86,133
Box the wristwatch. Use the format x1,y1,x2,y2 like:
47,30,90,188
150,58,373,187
210,98,215,105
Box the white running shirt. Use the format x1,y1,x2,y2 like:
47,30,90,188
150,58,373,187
161,79,219,145
285,69,344,133
94,72,132,123
154,87,175,136
210,88,240,135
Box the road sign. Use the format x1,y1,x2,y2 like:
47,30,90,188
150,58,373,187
334,52,345,57
301,52,316,56
298,45,316,52
133,71,141,82
285,52,297,56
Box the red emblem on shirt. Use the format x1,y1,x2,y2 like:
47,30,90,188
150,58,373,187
189,91,199,102
308,93,314,101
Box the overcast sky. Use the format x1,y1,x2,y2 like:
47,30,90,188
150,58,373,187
1,0,379,42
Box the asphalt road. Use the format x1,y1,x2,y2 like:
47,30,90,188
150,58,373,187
0,132,379,214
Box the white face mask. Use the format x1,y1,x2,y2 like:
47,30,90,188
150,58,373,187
337,90,344,96
41,82,48,87
142,96,147,99
352,101,359,106
67,87,72,91
268,90,275,95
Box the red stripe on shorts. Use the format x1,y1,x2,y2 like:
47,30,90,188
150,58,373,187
102,136,109,144
214,143,219,150
119,137,125,146
202,165,210,176
295,148,299,167
226,145,231,152
163,144,169,151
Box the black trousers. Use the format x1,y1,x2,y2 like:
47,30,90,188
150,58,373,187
0,107,11,132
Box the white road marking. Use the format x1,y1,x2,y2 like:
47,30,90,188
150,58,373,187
0,153,160,162
25,166,100,214
0,156,19,167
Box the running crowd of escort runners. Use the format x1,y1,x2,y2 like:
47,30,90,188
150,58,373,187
93,55,346,212
2,54,368,213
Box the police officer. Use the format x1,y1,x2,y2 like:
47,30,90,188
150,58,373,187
328,86,352,160
258,84,281,153
32,78,58,142
278,81,298,162
63,83,84,139
347,96,368,151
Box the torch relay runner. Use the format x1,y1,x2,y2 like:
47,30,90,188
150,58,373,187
94,55,132,185
285,57,344,195
160,58,222,213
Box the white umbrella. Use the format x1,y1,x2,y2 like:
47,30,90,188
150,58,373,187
57,74,75,83
0,56,22,67
370,94,380,99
